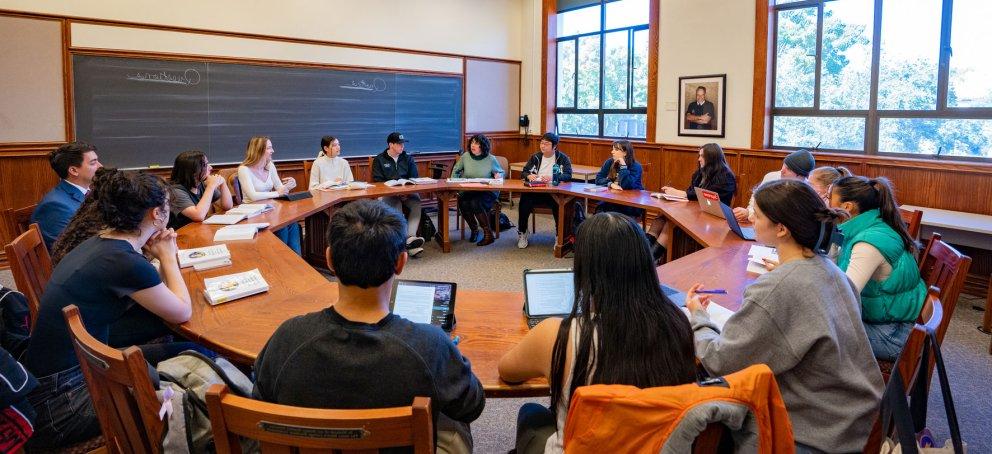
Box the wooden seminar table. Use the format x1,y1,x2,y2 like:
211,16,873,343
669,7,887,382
508,162,600,182
176,180,753,397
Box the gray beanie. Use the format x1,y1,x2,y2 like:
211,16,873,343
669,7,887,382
784,149,815,177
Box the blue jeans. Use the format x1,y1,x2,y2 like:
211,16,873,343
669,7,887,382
274,222,302,255
515,403,556,454
25,366,99,450
864,321,913,362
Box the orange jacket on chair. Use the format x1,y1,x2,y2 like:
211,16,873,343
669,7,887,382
562,364,794,453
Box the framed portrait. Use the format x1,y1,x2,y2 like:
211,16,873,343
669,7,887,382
678,74,727,138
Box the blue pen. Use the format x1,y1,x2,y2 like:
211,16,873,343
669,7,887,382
452,335,461,345
695,289,727,295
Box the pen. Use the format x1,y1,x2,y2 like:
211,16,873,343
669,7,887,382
695,289,727,295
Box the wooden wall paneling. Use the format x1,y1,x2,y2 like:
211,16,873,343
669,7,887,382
733,152,783,207
862,164,992,215
659,146,701,194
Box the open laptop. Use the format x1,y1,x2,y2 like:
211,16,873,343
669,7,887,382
389,279,457,331
718,202,757,241
523,269,575,329
694,187,726,219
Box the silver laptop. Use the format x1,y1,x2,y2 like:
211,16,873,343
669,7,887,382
694,187,726,219
523,269,575,329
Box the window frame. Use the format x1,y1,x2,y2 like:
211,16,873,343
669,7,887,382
553,0,651,139
768,0,992,161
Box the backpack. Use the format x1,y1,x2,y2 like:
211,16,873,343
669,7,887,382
497,212,514,232
573,200,586,234
156,350,254,453
416,209,440,244
0,287,31,357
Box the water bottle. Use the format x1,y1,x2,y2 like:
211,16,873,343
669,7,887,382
552,164,562,186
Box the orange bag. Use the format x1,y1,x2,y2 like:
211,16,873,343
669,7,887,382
562,364,794,453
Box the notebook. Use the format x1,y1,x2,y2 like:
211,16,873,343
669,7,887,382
389,279,457,331
523,269,575,329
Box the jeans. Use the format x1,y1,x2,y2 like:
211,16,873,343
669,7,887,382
25,366,100,450
274,222,302,255
380,194,422,238
515,403,557,454
864,321,913,362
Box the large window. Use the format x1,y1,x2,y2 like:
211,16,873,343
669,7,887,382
770,0,992,159
555,0,650,139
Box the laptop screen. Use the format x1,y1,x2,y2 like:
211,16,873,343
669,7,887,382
524,269,575,317
390,280,455,326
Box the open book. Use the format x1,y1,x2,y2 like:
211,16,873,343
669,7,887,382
177,244,231,268
316,181,373,191
204,269,269,306
203,204,274,225
213,223,270,242
446,178,501,185
650,192,688,202
383,177,438,187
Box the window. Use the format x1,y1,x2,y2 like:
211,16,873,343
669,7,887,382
555,0,650,139
770,0,992,159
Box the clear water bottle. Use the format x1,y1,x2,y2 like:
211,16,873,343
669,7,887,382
552,164,562,186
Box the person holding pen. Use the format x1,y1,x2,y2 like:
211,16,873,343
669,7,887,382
592,140,644,219
308,135,354,189
237,136,301,254
167,150,234,229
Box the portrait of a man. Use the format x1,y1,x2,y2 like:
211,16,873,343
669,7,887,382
678,74,726,138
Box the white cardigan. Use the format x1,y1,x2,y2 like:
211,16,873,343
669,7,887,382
308,155,354,189
237,164,284,202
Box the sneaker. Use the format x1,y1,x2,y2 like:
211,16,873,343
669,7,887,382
517,232,529,249
408,247,424,257
406,236,425,249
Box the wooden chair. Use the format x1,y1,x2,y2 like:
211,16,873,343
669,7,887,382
3,204,37,242
899,208,923,241
302,159,313,189
865,288,943,452
367,156,376,182
917,233,972,344
63,305,164,454
225,170,243,205
205,384,433,453
5,224,52,331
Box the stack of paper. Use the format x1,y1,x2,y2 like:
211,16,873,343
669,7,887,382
384,178,438,187
681,302,734,331
316,181,373,191
213,223,270,241
204,269,269,306
447,178,499,184
747,245,778,275
177,244,231,268
584,186,609,192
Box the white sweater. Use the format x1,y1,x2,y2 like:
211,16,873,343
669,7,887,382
308,155,354,189
237,164,284,202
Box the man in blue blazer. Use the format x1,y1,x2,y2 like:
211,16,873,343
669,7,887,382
30,142,102,250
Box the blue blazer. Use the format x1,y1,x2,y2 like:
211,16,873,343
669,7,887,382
31,180,85,250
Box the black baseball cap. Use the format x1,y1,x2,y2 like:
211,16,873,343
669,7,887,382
387,132,408,144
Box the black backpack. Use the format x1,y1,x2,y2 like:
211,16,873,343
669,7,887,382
0,287,30,357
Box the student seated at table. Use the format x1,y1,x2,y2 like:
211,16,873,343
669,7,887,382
592,140,644,219
452,134,504,246
22,170,203,450
808,165,852,204
253,200,484,453
371,132,426,257
168,150,233,229
499,212,696,454
308,135,354,189
50,167,115,266
686,179,883,453
830,176,925,362
517,132,573,249
647,143,737,265
237,136,302,254
31,142,103,250
731,148,815,223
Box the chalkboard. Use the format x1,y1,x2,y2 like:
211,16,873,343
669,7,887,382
72,55,463,169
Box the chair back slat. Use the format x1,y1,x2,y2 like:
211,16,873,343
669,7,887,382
206,384,433,454
917,233,972,343
63,305,164,454
227,171,244,206
302,160,313,188
899,208,923,240
5,223,52,331
3,204,37,242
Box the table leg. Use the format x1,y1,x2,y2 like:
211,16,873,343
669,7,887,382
436,191,453,253
552,194,575,258
979,274,991,335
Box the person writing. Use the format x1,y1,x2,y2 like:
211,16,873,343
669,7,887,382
684,86,715,130
686,179,882,453
516,132,573,249
731,149,815,223
830,176,925,361
592,140,644,219
452,134,504,246
371,132,426,257
167,150,234,229
23,171,200,449
499,212,696,454
308,135,354,189
31,142,103,250
237,136,302,254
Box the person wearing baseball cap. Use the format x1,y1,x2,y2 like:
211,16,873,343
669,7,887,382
732,149,815,223
516,132,573,249
371,132,426,256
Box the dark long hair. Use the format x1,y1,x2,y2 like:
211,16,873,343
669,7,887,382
51,167,117,265
754,179,846,254
170,150,207,191
318,136,337,157
831,175,916,252
549,213,696,415
698,143,732,187
607,140,636,181
96,170,170,233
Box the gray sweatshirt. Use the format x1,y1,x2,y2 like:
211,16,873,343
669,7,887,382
691,255,883,453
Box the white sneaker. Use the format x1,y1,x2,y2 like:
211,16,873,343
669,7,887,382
406,236,425,249
408,247,424,257
517,232,529,249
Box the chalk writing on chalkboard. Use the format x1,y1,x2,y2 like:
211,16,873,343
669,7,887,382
339,78,387,92
125,69,201,86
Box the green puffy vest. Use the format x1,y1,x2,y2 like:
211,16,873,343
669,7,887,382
836,209,926,323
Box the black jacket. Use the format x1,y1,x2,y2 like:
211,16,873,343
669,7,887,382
371,150,419,182
519,150,573,182
686,167,737,206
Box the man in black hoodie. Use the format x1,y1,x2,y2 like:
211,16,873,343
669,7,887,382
371,132,426,257
516,132,573,249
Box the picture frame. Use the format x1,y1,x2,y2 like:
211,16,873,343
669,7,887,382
678,74,727,138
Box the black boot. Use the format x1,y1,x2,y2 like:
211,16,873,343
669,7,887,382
646,233,666,266
463,210,481,243
475,211,495,246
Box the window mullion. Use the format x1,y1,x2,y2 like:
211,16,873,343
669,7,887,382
813,3,824,110
865,0,884,155
935,0,953,112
